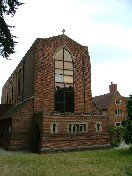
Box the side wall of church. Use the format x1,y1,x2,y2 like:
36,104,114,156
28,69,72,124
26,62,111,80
1,45,36,105
37,113,110,153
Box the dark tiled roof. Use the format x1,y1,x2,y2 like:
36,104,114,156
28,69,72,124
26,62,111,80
92,102,102,114
0,104,13,117
92,93,115,110
0,97,33,120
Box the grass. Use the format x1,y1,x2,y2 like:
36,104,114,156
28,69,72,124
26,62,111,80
0,149,132,176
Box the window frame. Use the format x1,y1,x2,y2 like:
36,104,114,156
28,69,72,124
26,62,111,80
68,123,88,133
115,109,122,116
115,99,121,105
115,122,122,126
54,48,74,113
17,68,22,99
51,123,58,133
95,122,102,132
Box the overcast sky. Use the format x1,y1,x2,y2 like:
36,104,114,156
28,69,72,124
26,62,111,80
0,0,132,102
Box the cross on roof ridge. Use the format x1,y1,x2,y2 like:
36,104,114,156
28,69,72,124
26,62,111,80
62,29,65,35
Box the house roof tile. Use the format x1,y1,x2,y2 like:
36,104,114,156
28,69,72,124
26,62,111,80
0,97,33,120
92,93,115,110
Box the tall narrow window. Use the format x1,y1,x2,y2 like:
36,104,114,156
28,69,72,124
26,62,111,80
95,123,102,132
9,80,13,103
51,123,58,133
18,69,22,98
55,48,74,113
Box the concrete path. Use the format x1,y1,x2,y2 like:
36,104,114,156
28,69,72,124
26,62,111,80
0,141,130,155
114,141,130,150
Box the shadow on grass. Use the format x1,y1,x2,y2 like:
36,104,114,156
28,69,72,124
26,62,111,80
116,148,132,156
125,166,132,176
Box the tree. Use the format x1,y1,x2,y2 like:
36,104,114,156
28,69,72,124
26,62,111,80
126,94,132,120
122,119,132,145
0,0,23,59
122,94,132,146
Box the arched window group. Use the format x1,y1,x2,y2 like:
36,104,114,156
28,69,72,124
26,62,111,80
54,48,74,113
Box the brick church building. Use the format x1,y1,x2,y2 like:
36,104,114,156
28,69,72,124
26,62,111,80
0,33,110,153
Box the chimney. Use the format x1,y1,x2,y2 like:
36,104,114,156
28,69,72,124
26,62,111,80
109,82,117,93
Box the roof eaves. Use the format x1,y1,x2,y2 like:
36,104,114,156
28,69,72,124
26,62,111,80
0,97,33,120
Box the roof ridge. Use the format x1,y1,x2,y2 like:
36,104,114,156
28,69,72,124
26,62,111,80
93,92,113,98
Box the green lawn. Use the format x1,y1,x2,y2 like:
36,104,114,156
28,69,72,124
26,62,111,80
0,149,131,176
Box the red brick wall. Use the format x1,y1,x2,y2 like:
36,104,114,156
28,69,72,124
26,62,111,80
38,113,110,152
34,35,93,113
2,35,94,114
9,99,34,150
108,92,127,125
0,35,110,152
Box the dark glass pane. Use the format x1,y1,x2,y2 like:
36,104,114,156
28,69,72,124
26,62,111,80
65,91,73,103
55,90,64,102
53,124,56,133
80,124,82,131
64,75,73,83
115,99,121,104
64,49,72,62
55,103,64,113
76,124,79,132
65,103,74,112
55,61,63,69
73,125,75,132
116,123,120,126
97,123,100,131
64,62,73,70
83,124,86,131
55,74,64,83
55,48,63,60
55,69,63,74
64,70,73,75
69,124,72,132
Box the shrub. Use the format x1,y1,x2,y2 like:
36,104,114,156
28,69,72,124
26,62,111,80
107,125,123,147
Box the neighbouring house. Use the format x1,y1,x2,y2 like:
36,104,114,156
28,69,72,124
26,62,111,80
0,33,110,153
92,82,127,126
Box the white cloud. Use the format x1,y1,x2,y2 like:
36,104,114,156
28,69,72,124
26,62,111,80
91,59,132,97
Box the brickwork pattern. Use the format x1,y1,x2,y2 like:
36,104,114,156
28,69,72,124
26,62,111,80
34,113,110,153
0,35,111,152
108,92,127,125
34,35,93,113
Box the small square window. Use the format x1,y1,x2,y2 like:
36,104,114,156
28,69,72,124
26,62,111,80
115,122,122,126
115,99,121,105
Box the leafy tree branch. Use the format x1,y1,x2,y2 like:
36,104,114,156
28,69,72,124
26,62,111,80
0,0,23,59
